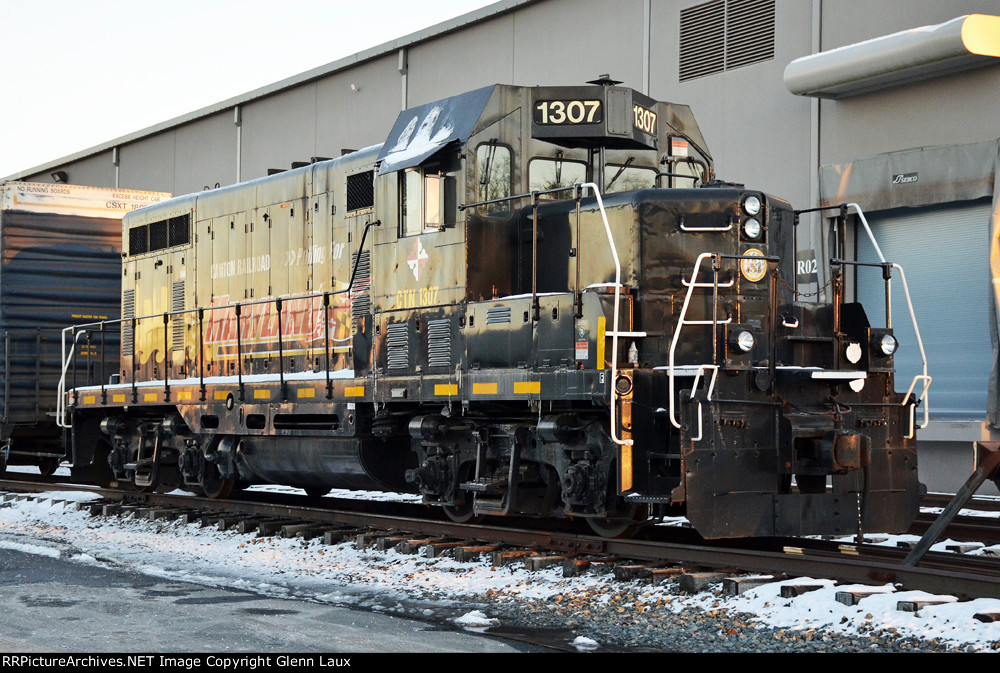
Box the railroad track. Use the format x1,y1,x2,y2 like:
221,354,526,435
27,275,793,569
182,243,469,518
5,475,1000,604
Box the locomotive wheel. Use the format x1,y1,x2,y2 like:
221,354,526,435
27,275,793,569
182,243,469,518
38,458,61,477
202,471,235,499
304,486,331,499
443,500,482,524
586,501,647,538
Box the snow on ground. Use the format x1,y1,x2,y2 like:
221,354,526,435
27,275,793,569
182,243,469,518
4,466,1000,651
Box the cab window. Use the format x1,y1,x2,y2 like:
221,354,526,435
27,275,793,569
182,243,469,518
476,143,512,216
604,164,657,193
528,155,587,198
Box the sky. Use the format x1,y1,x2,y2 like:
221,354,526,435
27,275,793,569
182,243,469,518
4,466,1000,652
0,0,498,178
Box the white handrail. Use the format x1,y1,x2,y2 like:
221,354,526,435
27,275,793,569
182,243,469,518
667,252,718,430
578,182,631,448
848,203,932,431
688,364,719,442
56,327,90,429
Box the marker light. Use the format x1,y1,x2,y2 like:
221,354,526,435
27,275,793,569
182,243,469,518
879,334,898,356
735,330,755,352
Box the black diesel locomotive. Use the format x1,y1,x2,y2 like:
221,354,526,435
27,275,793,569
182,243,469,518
62,82,923,538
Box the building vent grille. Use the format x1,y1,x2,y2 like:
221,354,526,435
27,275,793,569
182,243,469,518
385,322,409,370
679,0,774,82
346,171,375,212
426,318,452,369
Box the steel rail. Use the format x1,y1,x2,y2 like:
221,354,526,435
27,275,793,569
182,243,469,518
5,477,1000,601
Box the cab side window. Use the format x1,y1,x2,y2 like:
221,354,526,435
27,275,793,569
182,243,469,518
400,167,452,236
476,143,512,216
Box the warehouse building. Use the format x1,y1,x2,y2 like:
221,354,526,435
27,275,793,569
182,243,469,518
6,0,1000,491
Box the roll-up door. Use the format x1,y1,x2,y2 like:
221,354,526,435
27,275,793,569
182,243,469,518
856,200,991,420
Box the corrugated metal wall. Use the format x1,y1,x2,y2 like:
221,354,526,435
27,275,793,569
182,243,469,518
857,201,993,420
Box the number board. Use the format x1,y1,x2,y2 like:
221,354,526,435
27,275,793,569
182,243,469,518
534,99,603,126
531,86,659,150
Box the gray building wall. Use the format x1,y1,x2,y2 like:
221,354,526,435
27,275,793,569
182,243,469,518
819,0,1000,165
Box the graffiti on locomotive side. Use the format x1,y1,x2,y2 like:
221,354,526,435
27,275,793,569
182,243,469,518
203,293,351,346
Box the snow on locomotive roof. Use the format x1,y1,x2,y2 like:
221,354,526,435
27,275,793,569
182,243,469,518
376,85,493,175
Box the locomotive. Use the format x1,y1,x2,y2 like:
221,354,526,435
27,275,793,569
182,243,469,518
60,81,925,538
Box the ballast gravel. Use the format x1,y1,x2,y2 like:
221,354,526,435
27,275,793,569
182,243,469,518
1,491,998,653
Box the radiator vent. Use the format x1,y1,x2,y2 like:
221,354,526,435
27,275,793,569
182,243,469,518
426,318,452,369
122,289,135,357
350,250,371,325
385,322,409,370
485,306,512,325
346,171,375,212
171,281,185,351
679,0,775,82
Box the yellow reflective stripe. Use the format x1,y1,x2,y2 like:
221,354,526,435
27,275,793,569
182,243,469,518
296,387,316,398
112,394,126,403
177,391,192,401
513,381,540,395
345,386,365,397
620,444,633,491
214,390,229,400
82,395,96,404
144,393,157,402
434,384,458,396
597,316,606,369
253,389,270,400
472,382,498,395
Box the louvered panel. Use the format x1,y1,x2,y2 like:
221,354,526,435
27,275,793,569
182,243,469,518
386,322,409,370
426,318,452,369
679,0,725,82
350,250,371,325
171,281,185,351
726,0,775,70
679,0,775,81
486,306,512,325
122,289,135,357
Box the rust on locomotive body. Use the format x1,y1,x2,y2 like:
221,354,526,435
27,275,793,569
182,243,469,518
64,82,923,538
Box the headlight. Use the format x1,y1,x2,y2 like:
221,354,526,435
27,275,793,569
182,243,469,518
879,334,898,356
743,195,761,216
735,330,755,353
742,218,762,240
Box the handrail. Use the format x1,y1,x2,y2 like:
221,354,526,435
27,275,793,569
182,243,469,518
848,203,932,432
56,329,94,428
688,364,719,442
667,252,778,431
668,253,716,429
578,182,631,448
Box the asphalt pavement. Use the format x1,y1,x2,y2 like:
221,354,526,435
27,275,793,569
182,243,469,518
0,548,547,654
